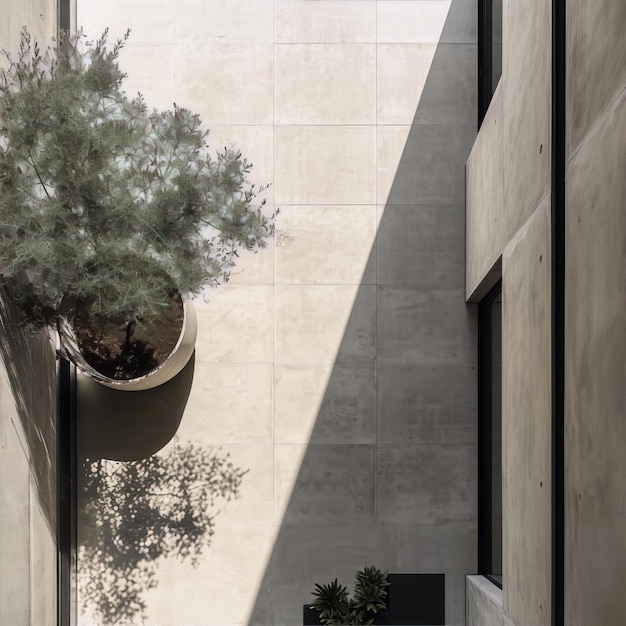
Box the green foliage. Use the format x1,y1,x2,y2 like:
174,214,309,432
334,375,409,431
79,446,247,624
0,29,274,330
310,566,390,625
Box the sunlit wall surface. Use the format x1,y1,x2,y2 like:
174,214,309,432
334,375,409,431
75,2,477,624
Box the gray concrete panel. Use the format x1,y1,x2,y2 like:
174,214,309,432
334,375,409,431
378,523,476,626
502,198,552,626
278,444,376,527
502,0,551,242
303,364,376,445
377,363,476,445
377,444,476,525
466,83,503,300
566,0,626,158
564,90,626,626
410,44,477,126
381,124,475,206
377,287,476,366
377,205,466,291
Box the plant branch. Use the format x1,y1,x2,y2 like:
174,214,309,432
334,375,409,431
27,151,50,198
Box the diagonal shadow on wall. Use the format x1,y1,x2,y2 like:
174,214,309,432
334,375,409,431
250,2,478,624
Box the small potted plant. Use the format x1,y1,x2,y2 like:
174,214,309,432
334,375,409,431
0,29,274,388
308,566,390,625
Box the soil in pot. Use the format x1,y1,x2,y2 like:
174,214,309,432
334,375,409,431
67,292,184,381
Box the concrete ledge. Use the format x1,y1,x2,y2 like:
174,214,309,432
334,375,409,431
466,576,513,626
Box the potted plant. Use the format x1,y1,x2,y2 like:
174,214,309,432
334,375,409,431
308,566,390,625
0,29,274,388
304,570,447,626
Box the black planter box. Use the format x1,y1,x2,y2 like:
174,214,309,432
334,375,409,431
303,573,445,626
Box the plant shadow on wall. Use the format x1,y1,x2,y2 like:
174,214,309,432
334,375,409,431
0,283,57,531
78,445,247,624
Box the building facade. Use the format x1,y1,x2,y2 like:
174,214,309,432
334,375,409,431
0,1,624,625
466,0,626,624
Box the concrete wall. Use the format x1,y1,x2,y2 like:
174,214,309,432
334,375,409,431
76,1,478,625
0,0,56,54
0,4,59,625
466,576,512,626
501,200,552,625
564,1,626,623
467,0,626,625
0,306,59,626
465,0,552,624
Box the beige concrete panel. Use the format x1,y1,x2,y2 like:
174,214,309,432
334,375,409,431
377,1,452,43
175,44,273,126
377,0,475,44
29,0,57,48
0,0,55,66
117,44,176,112
274,126,376,205
466,82,503,300
174,0,273,44
30,486,56,626
275,44,376,125
274,205,376,285
502,0,551,243
0,2,30,61
564,91,626,625
142,521,277,626
274,0,376,44
0,371,30,626
226,245,274,287
77,1,177,45
377,44,437,125
502,197,551,626
207,125,274,195
194,286,273,364
566,0,626,158
275,285,376,365
177,363,272,444
194,443,274,526
274,364,375,444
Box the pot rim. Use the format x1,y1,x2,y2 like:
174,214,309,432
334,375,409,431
59,298,197,391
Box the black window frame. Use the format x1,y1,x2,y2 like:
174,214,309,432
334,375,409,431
478,0,503,127
477,280,503,589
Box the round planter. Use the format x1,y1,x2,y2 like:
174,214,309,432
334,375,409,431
59,299,197,391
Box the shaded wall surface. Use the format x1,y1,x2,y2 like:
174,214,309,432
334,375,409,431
466,0,626,625
0,3,59,625
564,1,626,623
76,2,477,625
